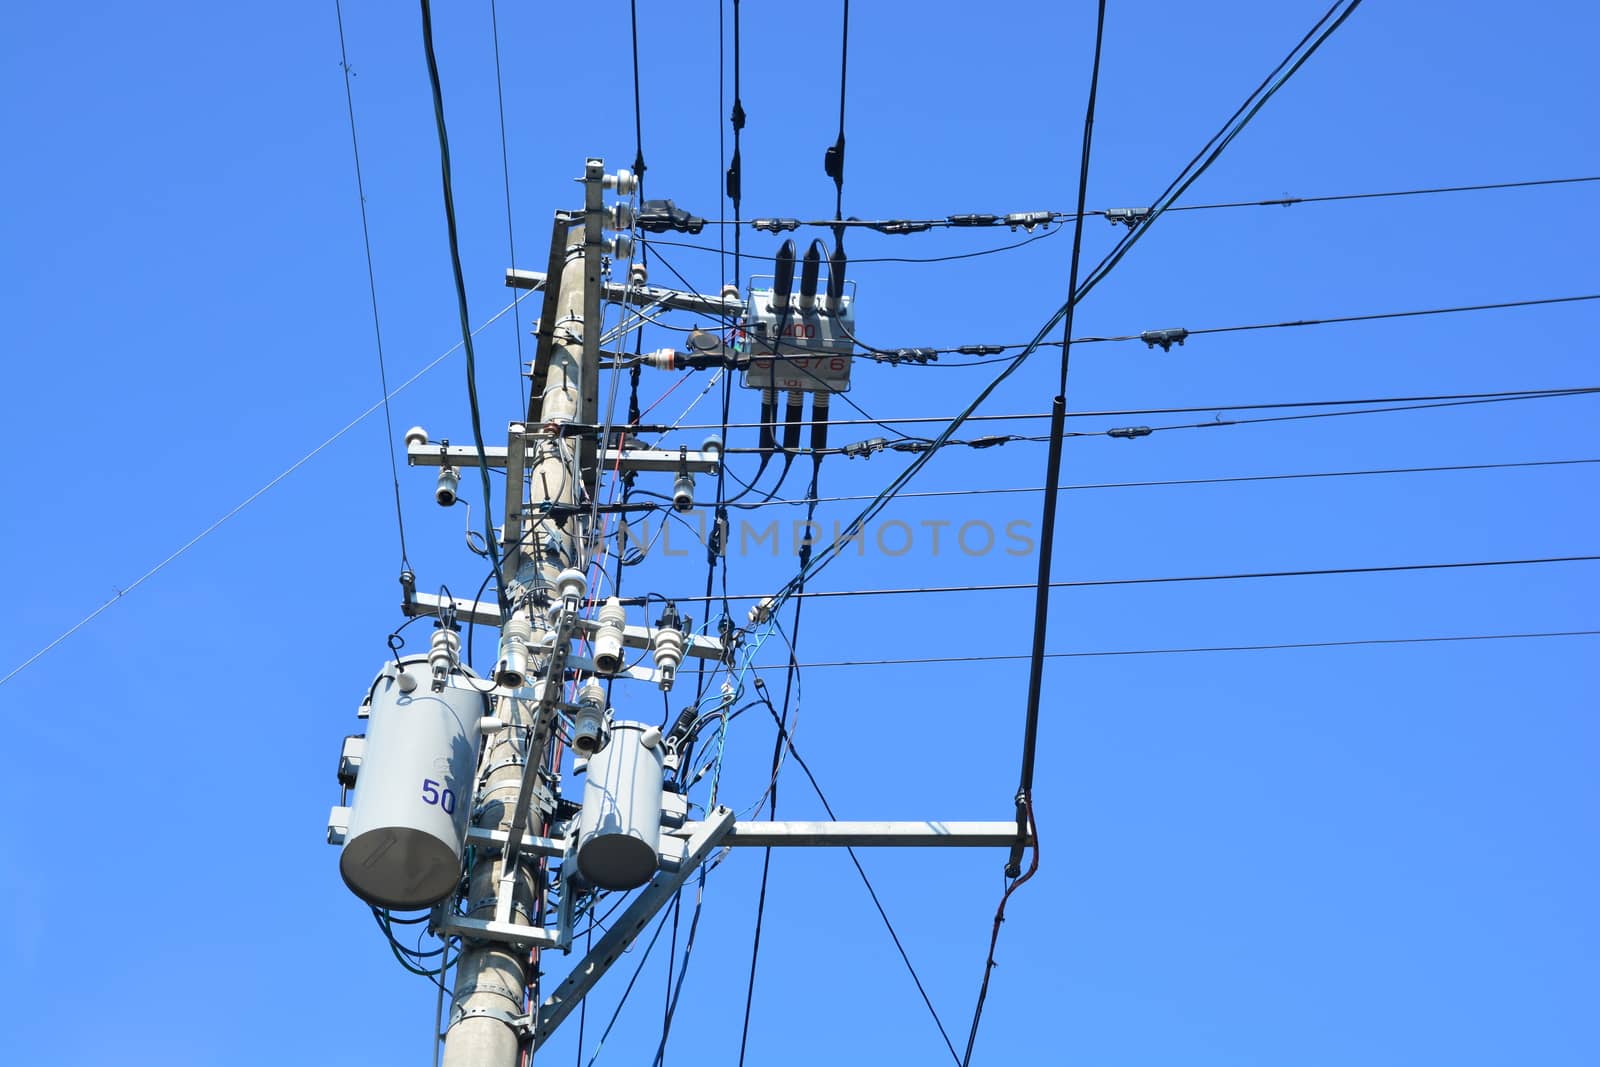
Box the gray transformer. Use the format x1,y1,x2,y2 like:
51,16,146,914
576,721,665,890
340,656,486,909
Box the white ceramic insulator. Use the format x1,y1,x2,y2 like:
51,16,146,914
672,472,695,511
496,617,533,687
556,567,588,606
572,680,608,754
652,627,684,691
594,597,627,675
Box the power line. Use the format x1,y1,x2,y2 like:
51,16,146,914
0,294,529,689
487,0,528,412
782,629,1600,668
753,683,964,1064
1000,0,1104,959
711,388,1600,455
669,555,1600,606
669,174,1600,230
753,0,1366,618
731,457,1600,509
332,0,411,575
418,0,504,601
666,387,1600,432
854,292,1600,362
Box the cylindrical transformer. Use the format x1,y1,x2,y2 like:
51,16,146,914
340,656,486,909
576,720,664,890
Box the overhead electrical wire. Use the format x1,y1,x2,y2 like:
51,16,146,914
0,294,532,689
333,0,411,576
694,554,1600,606
669,386,1600,433
970,4,1104,1057
487,0,527,411
910,292,1600,362
709,388,1599,455
775,629,1600,669
418,0,504,604
752,0,1367,620
729,457,1600,510
663,173,1600,230
751,681,964,1065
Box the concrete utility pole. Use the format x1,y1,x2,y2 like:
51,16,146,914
330,155,1031,1067
440,160,608,1067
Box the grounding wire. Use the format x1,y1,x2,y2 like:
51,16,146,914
333,0,411,576
0,293,532,689
419,0,505,607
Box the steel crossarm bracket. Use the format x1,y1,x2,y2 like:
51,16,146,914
465,826,566,858
407,440,720,475
665,819,1029,848
507,268,741,319
529,806,737,1052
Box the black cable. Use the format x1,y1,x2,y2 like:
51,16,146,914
676,174,1600,230
730,0,744,284
581,909,674,1067
671,554,1600,606
839,293,1600,362
418,0,504,607
736,462,821,1066
730,457,1600,509
754,688,963,1064
663,386,1600,431
641,223,1063,266
333,0,411,575
629,0,647,191
487,0,526,411
766,630,1600,669
756,0,1365,617
711,387,1600,454
1008,0,1104,880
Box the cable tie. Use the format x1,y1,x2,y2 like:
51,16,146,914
947,213,999,226
1140,327,1189,352
753,218,801,233
1107,425,1153,439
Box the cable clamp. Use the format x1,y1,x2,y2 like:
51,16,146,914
1139,327,1189,351
1106,207,1150,229
753,217,801,233
870,219,933,235
1003,210,1052,232
841,436,888,459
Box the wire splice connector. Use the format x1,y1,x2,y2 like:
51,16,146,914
1107,425,1153,439
1140,328,1189,351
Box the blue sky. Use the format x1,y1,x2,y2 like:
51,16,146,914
2,2,1596,1065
